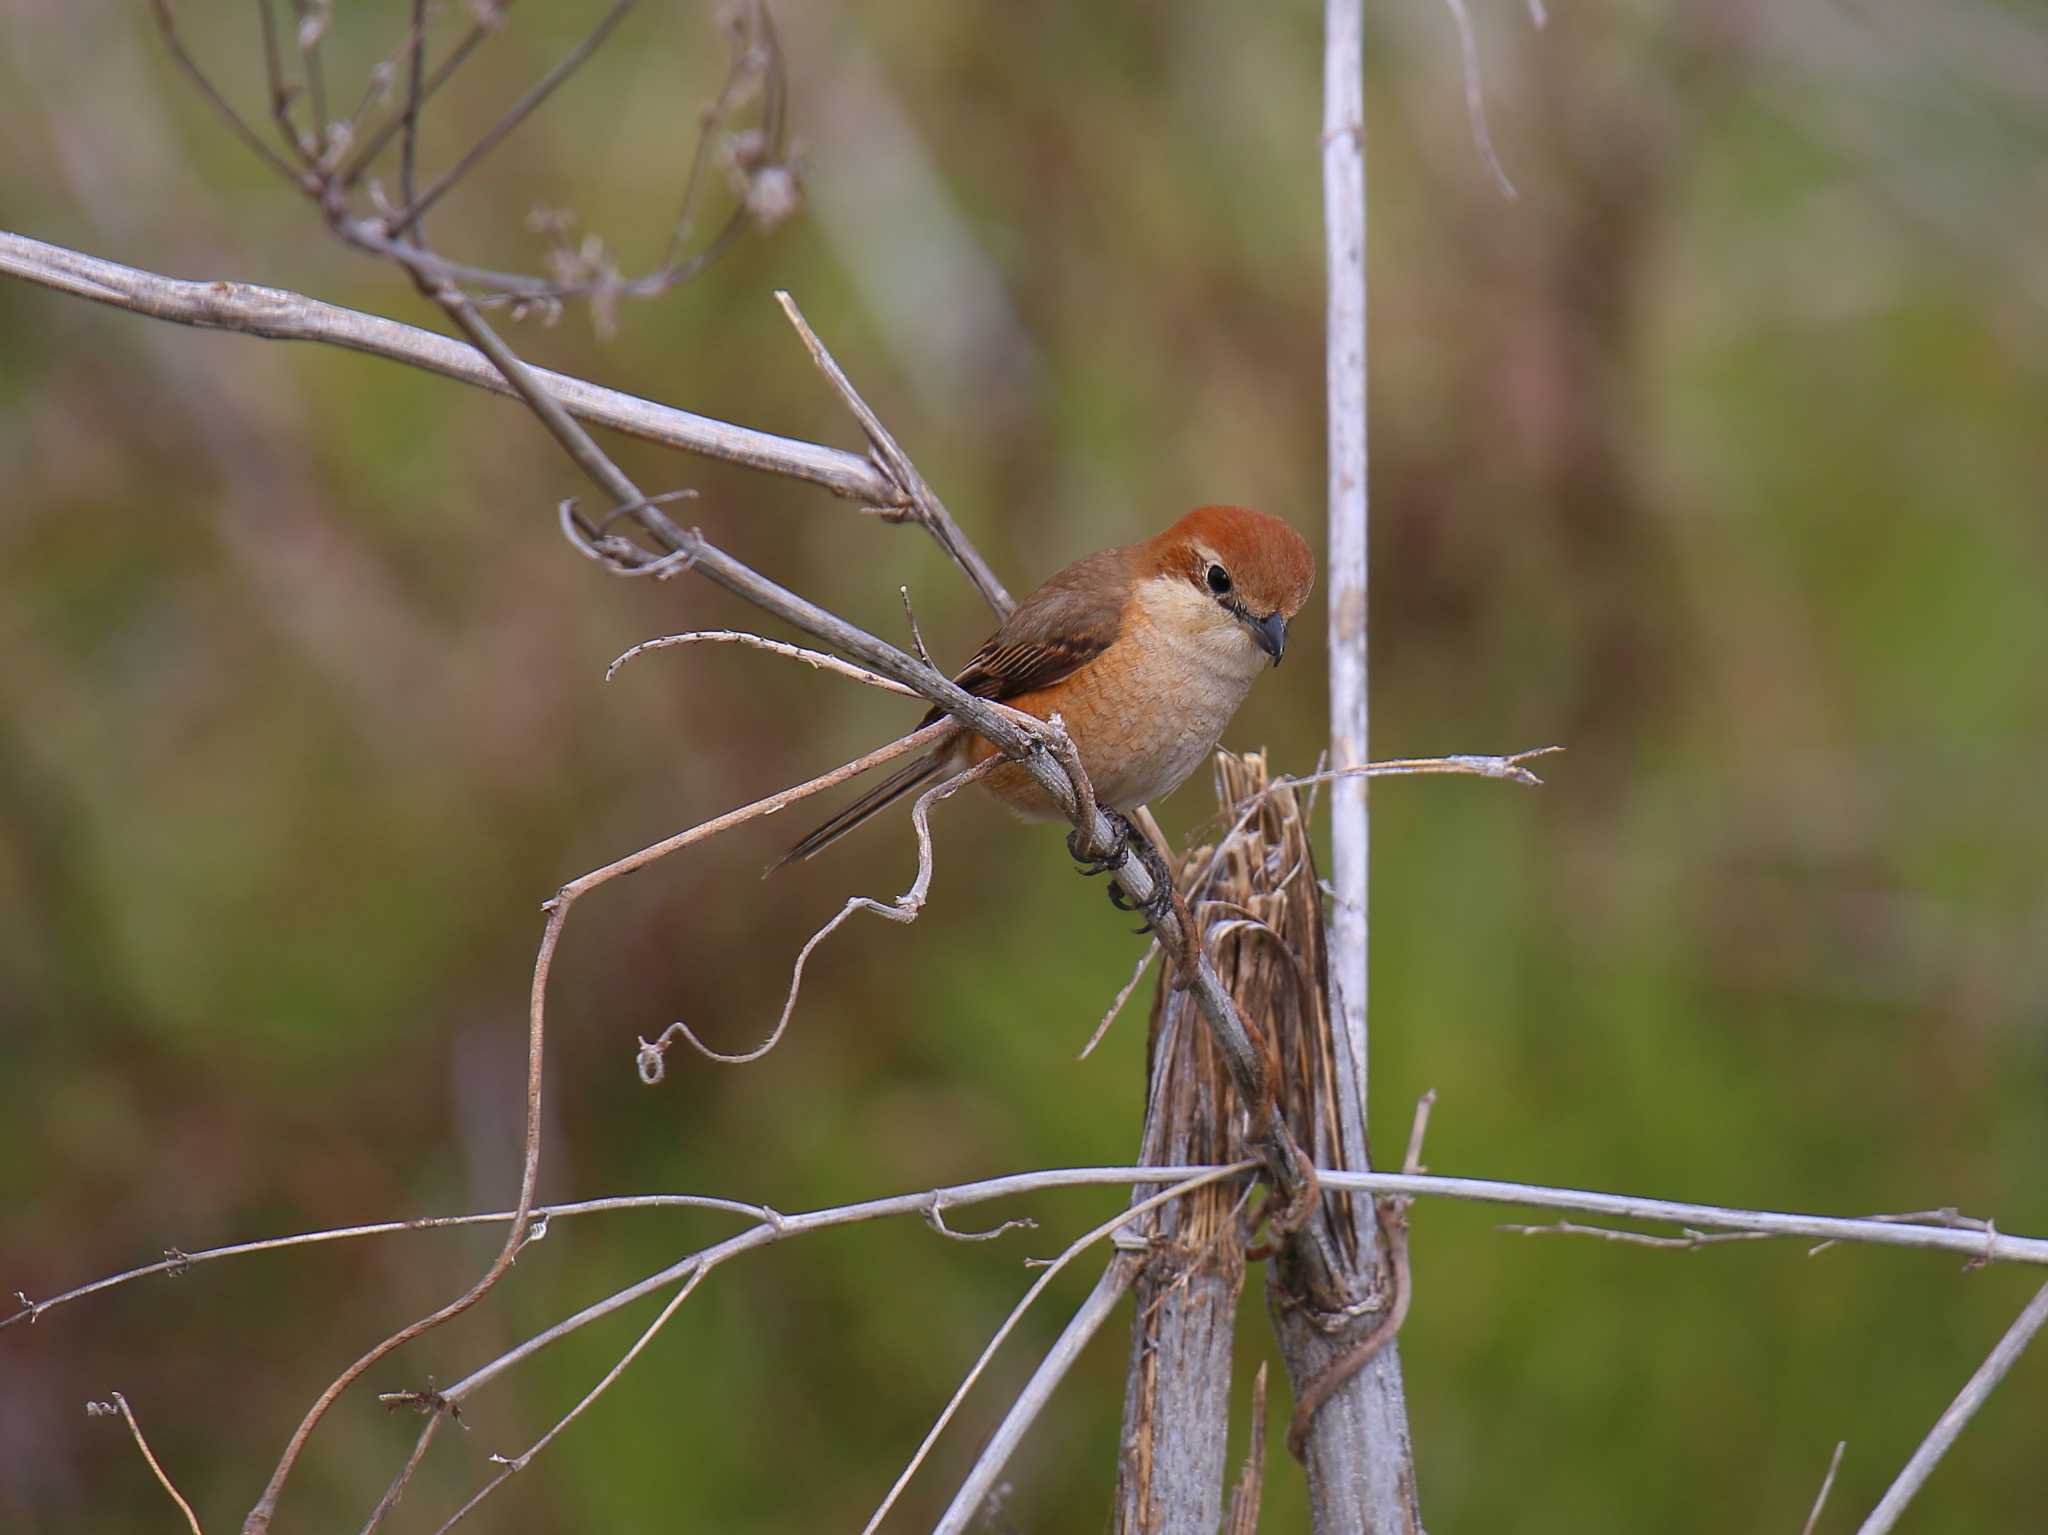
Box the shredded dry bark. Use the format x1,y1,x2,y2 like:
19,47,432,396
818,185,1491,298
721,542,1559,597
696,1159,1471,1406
1114,750,1406,1531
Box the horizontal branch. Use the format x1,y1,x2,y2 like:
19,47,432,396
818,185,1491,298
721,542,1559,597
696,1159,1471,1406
0,230,896,504
15,1163,2046,1331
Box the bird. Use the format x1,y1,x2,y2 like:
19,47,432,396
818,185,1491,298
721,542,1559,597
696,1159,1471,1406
778,504,1315,868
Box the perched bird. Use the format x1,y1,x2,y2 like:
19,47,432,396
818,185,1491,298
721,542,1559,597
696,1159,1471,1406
779,505,1315,866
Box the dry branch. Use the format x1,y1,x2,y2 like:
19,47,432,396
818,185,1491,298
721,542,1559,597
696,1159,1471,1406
419,1266,713,1534
87,1394,204,1535
1804,1440,1847,1535
643,758,997,1069
604,629,920,694
14,1164,2048,1337
775,290,1013,615
158,0,793,308
1112,805,1263,1533
872,1166,1248,1535
0,231,894,502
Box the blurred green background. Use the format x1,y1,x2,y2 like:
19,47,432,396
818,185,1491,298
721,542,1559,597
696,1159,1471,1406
4,1,2046,1530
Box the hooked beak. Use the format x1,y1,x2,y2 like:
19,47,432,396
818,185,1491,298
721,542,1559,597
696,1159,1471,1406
1251,612,1288,665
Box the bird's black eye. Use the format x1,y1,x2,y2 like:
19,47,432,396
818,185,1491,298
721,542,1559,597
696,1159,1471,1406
1206,564,1232,596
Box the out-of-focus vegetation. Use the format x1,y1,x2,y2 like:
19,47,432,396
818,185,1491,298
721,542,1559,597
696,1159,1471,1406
4,1,2046,1530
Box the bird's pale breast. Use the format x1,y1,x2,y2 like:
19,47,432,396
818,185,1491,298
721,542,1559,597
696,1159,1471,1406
974,575,1267,818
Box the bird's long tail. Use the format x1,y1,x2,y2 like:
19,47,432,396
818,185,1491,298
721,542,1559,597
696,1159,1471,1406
771,752,947,871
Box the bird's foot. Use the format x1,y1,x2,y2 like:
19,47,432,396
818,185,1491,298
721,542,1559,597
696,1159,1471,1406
1124,831,1184,939
1091,819,1180,938
1070,812,1184,940
1067,811,1133,877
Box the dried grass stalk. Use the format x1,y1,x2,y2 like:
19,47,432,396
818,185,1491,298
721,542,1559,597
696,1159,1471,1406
1114,750,1348,1531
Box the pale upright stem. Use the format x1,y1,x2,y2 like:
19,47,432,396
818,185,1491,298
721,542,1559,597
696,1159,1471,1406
1324,0,1372,1161
1299,0,1426,1526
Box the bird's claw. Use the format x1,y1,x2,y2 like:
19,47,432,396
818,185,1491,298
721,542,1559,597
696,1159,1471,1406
1119,829,1183,940
1067,812,1133,877
1070,812,1182,940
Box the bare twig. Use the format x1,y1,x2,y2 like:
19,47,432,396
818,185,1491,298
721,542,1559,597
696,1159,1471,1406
650,0,782,285
1502,1220,1775,1250
924,1258,1140,1535
339,3,522,189
242,1186,538,1515
1315,1173,2048,1266
329,8,433,172
292,0,330,156
774,289,1014,616
603,628,920,694
87,1394,204,1535
1808,1207,1996,1260
5,1196,755,1330
1855,1280,2048,1535
1804,1440,1847,1535
255,0,312,165
383,0,638,239
395,0,427,224
154,0,779,308
0,233,898,503
426,1266,712,1535
15,1165,2048,1336
148,0,313,187
1079,939,1159,1060
357,1405,447,1535
1401,1088,1437,1176
902,1164,1254,1535
380,1164,1262,1414
582,719,952,901
1279,745,1562,791
1173,747,1555,935
643,758,997,1070
926,1199,1037,1244
1440,0,1520,200
899,585,932,666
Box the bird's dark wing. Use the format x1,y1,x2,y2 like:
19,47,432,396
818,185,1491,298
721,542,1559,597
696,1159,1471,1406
939,546,1129,711
777,547,1132,869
